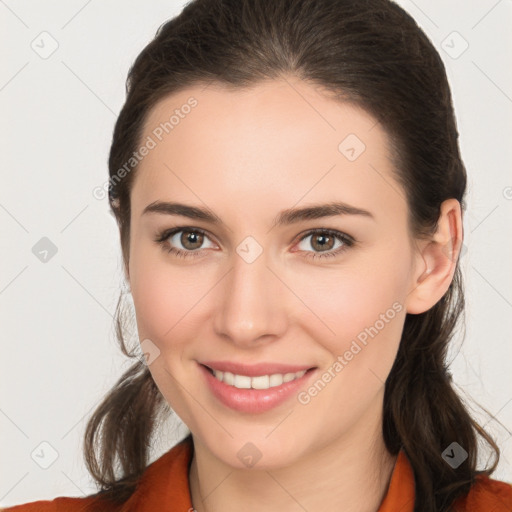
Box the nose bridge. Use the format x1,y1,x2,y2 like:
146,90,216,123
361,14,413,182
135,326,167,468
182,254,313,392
213,241,288,345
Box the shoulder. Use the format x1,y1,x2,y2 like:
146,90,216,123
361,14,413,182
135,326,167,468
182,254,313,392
452,474,512,511
0,495,121,512
0,436,194,512
0,495,118,512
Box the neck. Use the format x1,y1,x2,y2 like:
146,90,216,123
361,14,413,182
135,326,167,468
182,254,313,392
188,391,398,512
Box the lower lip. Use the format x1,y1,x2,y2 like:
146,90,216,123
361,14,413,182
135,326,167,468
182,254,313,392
198,363,317,414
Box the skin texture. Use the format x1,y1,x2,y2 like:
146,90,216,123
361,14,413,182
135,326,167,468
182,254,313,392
125,76,462,512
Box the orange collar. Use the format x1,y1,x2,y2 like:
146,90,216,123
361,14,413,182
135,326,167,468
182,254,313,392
119,437,415,511
377,449,415,511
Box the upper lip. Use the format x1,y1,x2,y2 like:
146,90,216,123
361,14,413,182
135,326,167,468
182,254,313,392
200,360,317,377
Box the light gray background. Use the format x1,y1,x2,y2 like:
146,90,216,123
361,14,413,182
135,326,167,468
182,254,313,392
1,0,511,506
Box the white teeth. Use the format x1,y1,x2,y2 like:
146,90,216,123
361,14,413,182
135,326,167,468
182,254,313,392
211,369,308,389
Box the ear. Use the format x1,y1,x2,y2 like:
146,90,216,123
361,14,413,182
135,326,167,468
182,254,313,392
405,198,463,315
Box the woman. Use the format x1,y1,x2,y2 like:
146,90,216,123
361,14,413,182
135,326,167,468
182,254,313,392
3,0,511,511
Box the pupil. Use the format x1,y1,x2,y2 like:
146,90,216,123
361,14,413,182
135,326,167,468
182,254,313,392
314,234,331,250
184,231,201,249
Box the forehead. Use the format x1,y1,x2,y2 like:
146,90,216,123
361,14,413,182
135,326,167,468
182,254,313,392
131,78,406,225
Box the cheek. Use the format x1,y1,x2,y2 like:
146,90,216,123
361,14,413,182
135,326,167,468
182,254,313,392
130,237,192,338
289,251,410,362
131,262,204,344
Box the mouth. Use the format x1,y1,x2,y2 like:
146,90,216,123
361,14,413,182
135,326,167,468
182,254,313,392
198,362,318,413
201,364,318,375
200,363,317,390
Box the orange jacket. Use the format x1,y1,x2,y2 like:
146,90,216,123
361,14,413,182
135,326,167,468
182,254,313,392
2,437,511,511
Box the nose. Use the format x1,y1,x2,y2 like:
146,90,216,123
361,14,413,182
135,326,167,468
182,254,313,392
213,249,289,347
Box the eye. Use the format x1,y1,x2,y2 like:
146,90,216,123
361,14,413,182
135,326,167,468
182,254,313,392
155,226,355,261
155,227,216,259
295,229,354,260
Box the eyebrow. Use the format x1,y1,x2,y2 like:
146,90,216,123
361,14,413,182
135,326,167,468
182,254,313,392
142,200,374,227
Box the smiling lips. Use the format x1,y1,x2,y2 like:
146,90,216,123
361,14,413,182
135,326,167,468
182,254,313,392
198,360,318,413
200,360,316,376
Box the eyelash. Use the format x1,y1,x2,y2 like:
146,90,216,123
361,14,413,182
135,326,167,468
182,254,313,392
154,226,355,261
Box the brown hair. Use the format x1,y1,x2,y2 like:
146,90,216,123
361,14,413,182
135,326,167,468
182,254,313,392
83,1,504,510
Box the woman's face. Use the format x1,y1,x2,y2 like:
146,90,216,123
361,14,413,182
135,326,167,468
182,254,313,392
127,77,422,467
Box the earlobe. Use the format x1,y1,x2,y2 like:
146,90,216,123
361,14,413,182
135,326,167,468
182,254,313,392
406,198,463,315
